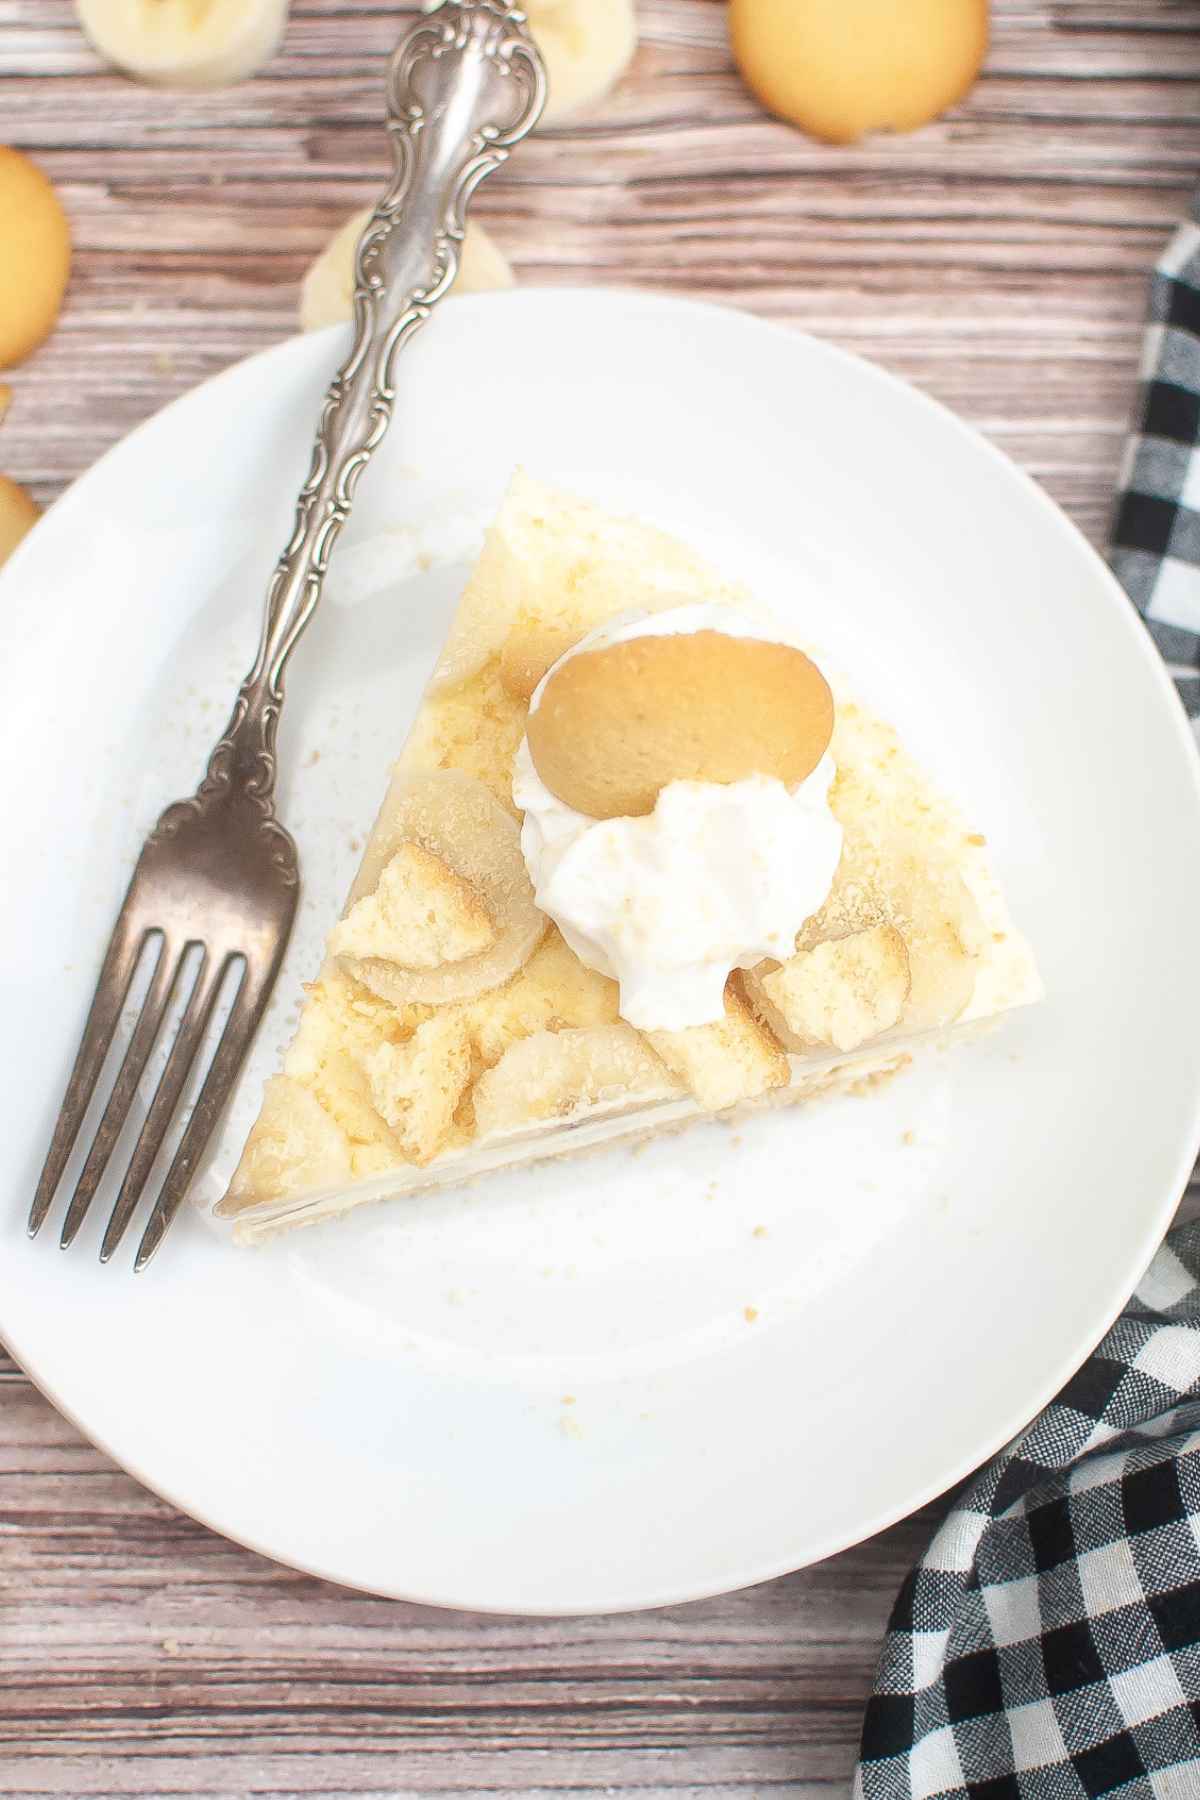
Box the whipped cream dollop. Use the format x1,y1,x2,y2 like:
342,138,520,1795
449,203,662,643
512,602,843,1032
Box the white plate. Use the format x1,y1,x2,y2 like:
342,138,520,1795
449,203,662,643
3,289,1200,1615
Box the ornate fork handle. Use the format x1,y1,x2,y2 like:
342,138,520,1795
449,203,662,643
192,1,545,814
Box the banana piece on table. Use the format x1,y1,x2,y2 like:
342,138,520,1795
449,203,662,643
75,0,289,89
299,208,514,333
526,0,637,123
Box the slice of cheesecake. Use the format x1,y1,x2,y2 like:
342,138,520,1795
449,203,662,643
218,473,1039,1244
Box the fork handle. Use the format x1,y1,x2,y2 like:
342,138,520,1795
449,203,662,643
202,1,545,807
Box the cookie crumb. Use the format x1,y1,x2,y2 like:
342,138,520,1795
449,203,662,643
561,1394,576,1406
744,1305,759,1324
752,1224,768,1239
967,833,987,846
901,1129,916,1146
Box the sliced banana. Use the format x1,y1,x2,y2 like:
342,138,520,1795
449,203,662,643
887,852,984,1032
75,0,288,88
471,1024,680,1140
329,841,496,971
299,207,513,332
527,0,637,123
817,833,984,1036
223,1075,351,1211
0,474,38,567
337,769,545,1007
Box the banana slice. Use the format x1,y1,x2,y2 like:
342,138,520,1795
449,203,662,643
803,833,983,1037
329,841,496,970
74,0,289,89
0,474,38,568
887,853,984,1031
299,207,513,332
225,1074,352,1209
527,0,637,123
471,1024,680,1140
337,769,545,1008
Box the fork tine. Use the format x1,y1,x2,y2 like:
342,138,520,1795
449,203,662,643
28,917,150,1240
135,958,264,1272
98,948,220,1264
59,938,181,1251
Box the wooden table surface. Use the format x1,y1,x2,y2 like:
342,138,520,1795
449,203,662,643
3,2,1200,1795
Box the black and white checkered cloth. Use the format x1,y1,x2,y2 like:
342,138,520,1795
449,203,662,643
856,1224,1200,1798
1111,206,1200,718
854,215,1200,1796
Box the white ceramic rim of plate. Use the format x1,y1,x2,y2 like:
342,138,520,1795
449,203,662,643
3,288,1200,1613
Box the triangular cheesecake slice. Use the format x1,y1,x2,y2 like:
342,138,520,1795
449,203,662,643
219,474,1040,1244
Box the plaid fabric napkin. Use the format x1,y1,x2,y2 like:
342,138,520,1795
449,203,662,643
855,1224,1200,1798
854,219,1200,1800
1110,208,1200,719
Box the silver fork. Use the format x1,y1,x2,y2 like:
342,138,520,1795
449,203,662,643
27,0,545,1271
